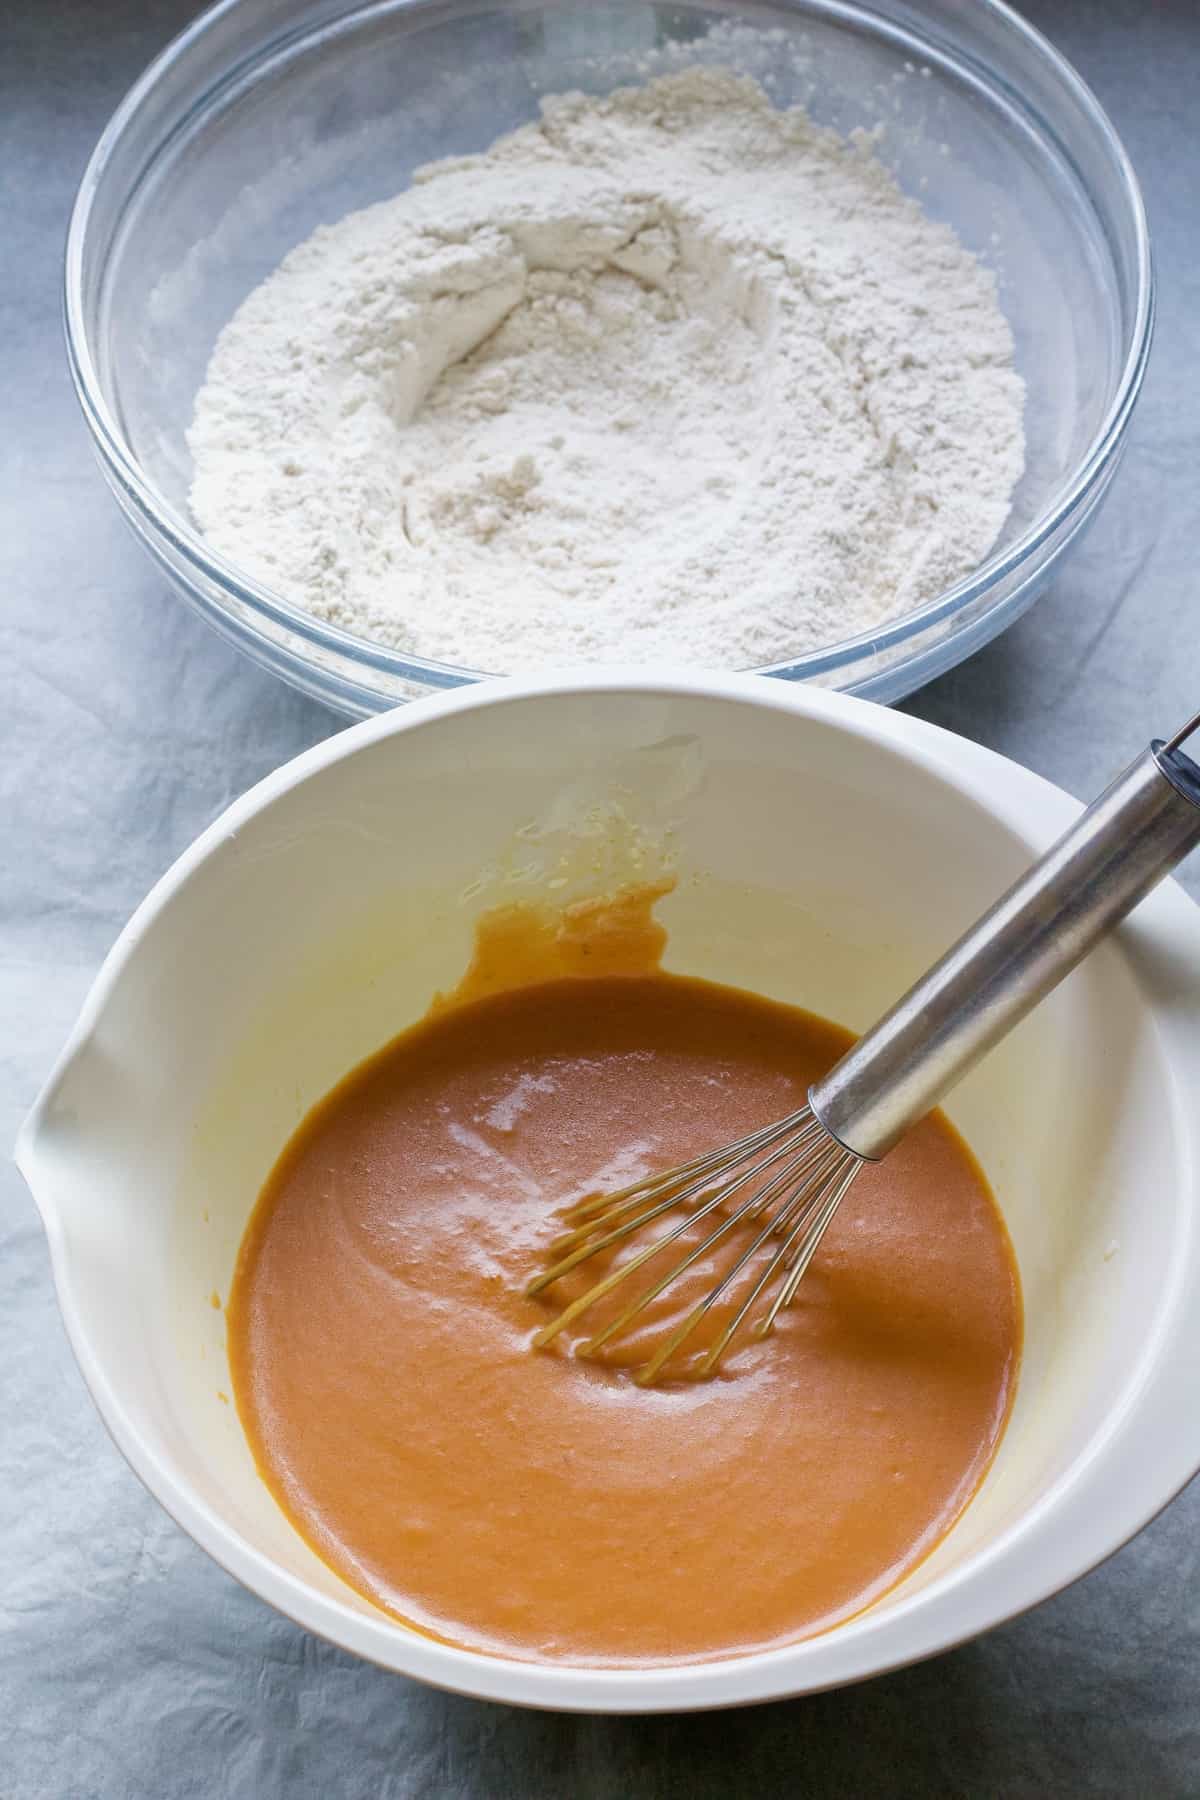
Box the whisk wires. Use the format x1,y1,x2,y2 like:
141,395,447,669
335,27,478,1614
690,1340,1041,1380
525,1105,862,1384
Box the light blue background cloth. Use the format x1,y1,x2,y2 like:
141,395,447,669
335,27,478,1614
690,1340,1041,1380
3,2,1198,1791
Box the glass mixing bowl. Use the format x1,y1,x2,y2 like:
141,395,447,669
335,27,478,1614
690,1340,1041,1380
66,0,1152,717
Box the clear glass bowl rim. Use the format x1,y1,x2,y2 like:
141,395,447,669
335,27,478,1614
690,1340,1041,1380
64,0,1154,694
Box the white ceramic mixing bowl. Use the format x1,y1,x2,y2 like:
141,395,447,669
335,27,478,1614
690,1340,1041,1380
17,674,1200,1711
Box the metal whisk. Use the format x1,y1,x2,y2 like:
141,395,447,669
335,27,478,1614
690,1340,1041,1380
527,712,1200,1383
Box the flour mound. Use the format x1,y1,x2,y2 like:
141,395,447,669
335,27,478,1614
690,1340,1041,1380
189,67,1025,672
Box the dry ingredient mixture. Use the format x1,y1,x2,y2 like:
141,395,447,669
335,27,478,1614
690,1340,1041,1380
190,67,1025,671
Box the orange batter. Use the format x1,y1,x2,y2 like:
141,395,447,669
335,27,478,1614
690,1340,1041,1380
229,894,1021,1666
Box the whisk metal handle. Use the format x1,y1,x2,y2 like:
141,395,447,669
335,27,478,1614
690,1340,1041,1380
810,719,1200,1162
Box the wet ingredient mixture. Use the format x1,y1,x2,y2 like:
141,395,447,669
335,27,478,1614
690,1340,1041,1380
228,907,1021,1667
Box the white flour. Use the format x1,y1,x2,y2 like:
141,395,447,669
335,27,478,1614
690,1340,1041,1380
189,67,1024,672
